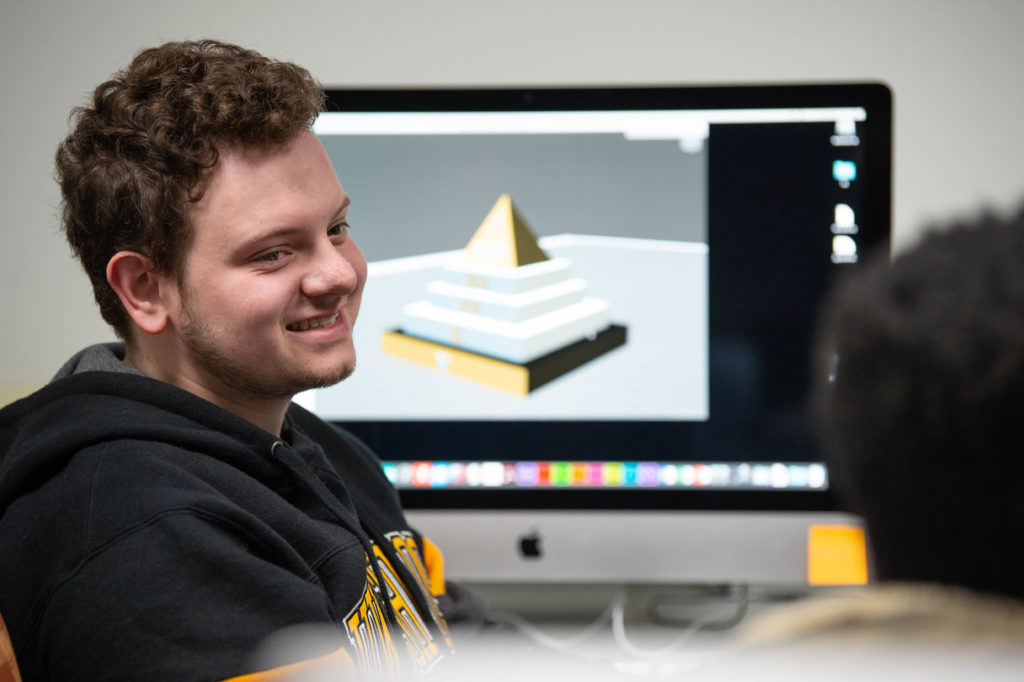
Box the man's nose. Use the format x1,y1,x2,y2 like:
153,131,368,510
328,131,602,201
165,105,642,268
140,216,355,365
301,242,359,298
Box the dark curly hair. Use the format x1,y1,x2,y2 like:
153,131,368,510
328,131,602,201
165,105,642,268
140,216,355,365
812,204,1024,598
56,39,326,340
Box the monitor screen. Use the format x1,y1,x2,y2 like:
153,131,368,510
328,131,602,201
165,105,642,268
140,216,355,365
302,83,891,585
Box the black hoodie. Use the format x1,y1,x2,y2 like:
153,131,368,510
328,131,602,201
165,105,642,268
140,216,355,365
0,344,455,680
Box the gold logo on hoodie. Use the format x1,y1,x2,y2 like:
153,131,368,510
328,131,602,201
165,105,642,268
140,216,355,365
343,533,451,677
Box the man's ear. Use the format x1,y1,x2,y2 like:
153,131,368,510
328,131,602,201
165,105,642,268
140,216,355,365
106,251,172,335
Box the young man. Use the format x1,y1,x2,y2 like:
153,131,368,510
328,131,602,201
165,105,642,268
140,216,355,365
0,39,478,680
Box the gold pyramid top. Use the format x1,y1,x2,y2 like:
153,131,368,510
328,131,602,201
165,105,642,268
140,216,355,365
464,194,549,267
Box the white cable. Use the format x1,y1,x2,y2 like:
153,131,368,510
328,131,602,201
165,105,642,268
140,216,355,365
488,593,620,651
610,591,742,660
490,587,746,663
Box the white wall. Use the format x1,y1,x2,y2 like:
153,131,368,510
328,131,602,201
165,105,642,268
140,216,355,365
3,0,1023,399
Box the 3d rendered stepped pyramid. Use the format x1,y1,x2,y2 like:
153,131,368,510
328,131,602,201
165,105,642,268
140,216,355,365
381,194,627,395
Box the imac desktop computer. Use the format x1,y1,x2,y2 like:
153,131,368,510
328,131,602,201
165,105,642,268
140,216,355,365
301,82,892,590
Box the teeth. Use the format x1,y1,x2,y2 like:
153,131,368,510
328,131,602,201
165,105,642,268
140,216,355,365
288,313,339,332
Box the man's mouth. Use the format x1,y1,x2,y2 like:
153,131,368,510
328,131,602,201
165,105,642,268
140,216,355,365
286,313,340,331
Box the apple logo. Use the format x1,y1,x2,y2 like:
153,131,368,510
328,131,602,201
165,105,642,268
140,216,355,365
518,529,543,560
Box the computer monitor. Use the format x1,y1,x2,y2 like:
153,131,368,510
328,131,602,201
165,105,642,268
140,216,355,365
301,83,892,587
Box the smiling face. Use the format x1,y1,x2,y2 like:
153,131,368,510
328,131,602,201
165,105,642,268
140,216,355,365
155,130,366,418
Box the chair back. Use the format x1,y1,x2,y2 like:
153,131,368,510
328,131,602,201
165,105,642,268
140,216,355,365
0,613,21,682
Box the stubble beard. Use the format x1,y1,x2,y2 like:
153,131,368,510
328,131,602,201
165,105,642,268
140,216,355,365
179,289,355,401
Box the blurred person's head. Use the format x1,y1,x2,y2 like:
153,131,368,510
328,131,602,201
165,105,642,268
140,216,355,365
813,204,1024,600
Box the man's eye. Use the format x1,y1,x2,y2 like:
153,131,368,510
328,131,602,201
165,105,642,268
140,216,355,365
328,222,350,237
257,250,283,263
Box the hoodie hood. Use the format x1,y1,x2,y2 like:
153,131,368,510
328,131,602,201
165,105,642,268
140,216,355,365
51,342,145,379
0,346,281,519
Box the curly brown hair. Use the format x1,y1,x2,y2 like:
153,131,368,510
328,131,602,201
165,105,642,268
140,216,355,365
56,39,326,340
